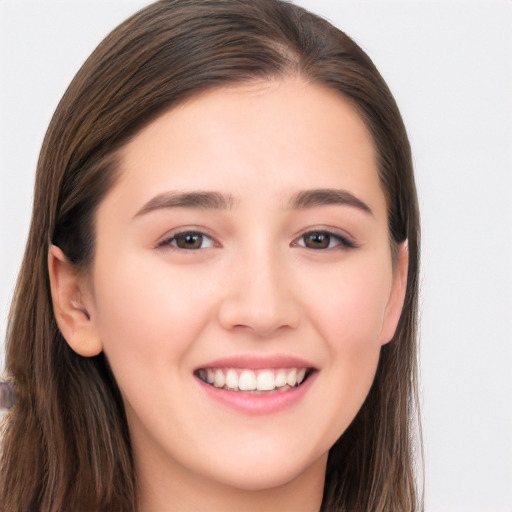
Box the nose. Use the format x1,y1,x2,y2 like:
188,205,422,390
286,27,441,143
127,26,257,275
218,247,301,337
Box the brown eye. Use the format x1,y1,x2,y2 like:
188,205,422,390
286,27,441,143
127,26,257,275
158,232,215,250
174,233,206,249
295,231,355,250
303,232,334,249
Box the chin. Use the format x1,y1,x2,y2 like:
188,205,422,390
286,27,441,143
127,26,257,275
202,451,328,492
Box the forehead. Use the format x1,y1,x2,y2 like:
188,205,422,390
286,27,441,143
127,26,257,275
105,78,385,218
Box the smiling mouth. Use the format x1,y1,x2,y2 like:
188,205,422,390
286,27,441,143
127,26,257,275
195,367,313,394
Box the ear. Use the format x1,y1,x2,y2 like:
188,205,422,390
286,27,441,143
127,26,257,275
379,241,409,345
48,245,103,357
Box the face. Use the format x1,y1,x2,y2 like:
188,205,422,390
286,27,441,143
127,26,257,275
72,80,407,495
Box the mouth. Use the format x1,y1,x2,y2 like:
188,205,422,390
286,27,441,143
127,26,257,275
194,367,314,394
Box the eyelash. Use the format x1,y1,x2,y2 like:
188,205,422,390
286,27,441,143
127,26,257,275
156,228,357,252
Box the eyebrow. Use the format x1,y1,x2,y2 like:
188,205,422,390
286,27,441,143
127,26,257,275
288,188,373,215
135,188,372,217
135,191,235,217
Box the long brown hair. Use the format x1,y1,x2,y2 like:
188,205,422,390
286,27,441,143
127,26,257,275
0,1,422,510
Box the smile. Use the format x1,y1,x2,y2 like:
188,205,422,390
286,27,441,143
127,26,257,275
196,367,310,393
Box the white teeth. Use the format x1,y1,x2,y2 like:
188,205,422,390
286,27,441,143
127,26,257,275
286,368,297,387
225,369,238,389
213,369,225,388
256,370,275,391
274,370,287,388
200,367,309,392
238,370,257,391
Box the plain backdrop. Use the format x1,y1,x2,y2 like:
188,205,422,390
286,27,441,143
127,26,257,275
1,1,511,510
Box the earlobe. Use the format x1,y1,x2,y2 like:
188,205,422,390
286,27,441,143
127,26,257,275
379,241,409,345
48,245,103,357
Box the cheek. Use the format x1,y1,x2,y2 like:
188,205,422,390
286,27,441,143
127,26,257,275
91,253,218,377
306,259,392,353
305,264,390,436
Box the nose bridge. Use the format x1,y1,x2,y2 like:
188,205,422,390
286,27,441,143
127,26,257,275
245,242,285,307
218,239,300,336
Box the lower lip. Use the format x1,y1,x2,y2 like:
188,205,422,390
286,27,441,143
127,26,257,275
196,372,317,415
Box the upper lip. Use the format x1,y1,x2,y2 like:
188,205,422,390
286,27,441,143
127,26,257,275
195,354,317,371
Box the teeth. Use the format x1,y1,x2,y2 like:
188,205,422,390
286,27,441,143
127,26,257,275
225,369,238,389
238,370,256,391
256,370,275,391
274,370,287,387
213,369,225,388
198,367,309,392
286,368,297,387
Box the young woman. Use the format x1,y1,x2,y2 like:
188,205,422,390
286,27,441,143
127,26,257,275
0,1,422,510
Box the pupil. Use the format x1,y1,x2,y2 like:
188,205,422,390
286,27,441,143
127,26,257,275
306,233,329,249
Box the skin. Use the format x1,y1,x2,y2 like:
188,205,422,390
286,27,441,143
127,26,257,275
49,79,408,512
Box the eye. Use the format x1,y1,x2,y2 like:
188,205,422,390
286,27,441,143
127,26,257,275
158,231,215,250
294,230,355,250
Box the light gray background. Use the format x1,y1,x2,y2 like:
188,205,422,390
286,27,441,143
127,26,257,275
1,1,511,510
